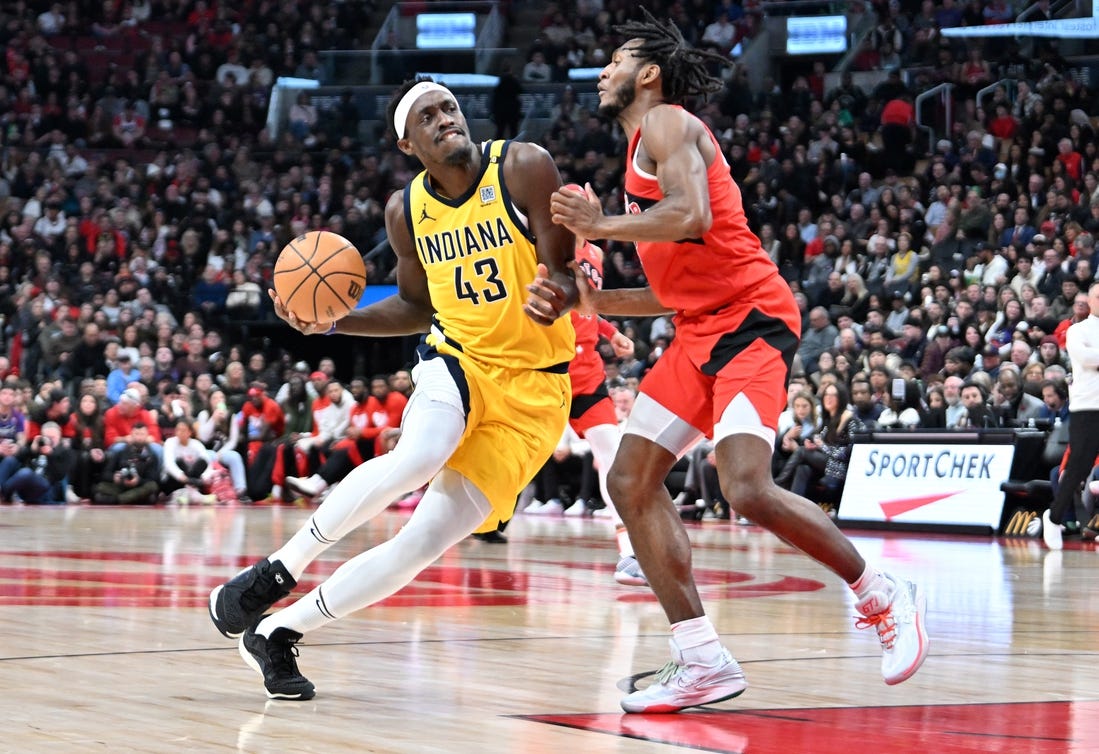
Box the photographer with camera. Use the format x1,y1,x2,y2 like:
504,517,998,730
0,421,75,504
92,422,161,505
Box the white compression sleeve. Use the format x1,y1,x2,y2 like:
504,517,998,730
583,422,635,557
259,468,492,637
584,422,623,524
269,389,466,580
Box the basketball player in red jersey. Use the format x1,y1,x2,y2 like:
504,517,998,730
544,11,928,713
554,185,646,586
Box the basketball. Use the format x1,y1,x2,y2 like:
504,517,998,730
273,231,367,323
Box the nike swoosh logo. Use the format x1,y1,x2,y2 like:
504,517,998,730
879,492,962,519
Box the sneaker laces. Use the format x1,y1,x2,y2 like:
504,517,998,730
855,608,898,650
269,634,305,679
653,660,683,686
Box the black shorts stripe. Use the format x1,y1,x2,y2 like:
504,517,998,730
537,361,570,374
416,343,472,416
700,307,799,384
569,381,610,419
430,315,464,353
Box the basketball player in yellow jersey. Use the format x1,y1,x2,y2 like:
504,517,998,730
209,77,578,700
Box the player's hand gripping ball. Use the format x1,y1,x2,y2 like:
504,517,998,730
273,231,367,324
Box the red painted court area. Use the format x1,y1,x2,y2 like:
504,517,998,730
0,550,825,607
524,701,1097,753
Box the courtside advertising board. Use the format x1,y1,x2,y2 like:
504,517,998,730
839,442,1016,529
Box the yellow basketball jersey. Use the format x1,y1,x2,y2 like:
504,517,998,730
404,140,574,370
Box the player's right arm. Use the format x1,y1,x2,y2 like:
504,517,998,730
551,106,711,245
558,182,671,319
271,191,435,337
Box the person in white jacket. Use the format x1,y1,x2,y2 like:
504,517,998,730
1044,281,1099,549
288,380,352,493
162,419,216,504
195,389,249,501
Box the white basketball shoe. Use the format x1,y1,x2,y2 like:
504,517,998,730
620,643,747,713
855,574,929,685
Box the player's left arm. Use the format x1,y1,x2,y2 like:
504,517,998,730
307,191,436,337
508,142,579,326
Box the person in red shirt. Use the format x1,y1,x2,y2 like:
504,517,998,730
879,92,915,173
547,12,928,713
286,376,408,499
1054,290,1090,348
25,389,78,440
1056,137,1084,182
987,103,1017,141
335,377,401,459
363,374,407,458
103,387,163,464
239,382,286,500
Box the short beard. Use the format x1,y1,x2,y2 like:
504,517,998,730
597,80,637,121
443,140,475,166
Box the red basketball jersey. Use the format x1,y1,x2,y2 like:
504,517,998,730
623,108,779,316
569,240,607,393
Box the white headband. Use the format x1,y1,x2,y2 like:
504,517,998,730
394,82,450,139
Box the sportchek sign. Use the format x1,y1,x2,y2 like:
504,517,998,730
838,442,1016,529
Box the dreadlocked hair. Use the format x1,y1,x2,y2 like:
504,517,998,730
614,8,730,106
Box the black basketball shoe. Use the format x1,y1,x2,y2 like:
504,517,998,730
209,558,296,639
239,619,316,700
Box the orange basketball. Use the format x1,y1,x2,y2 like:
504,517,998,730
273,231,367,323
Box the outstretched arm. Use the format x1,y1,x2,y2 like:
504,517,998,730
571,261,672,317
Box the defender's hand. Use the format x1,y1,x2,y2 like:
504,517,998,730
550,182,603,239
567,261,599,318
524,263,569,325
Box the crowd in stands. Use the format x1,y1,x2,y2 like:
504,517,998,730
1,1,1097,516
518,0,1099,517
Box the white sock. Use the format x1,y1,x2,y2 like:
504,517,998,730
268,395,466,580
615,524,634,558
670,615,723,666
849,563,893,614
259,469,492,637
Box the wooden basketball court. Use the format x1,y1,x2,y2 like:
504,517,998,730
4,504,1095,753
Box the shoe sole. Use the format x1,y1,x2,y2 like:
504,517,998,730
614,572,649,587
209,585,243,639
285,479,322,498
884,585,930,686
238,635,316,701
620,682,748,713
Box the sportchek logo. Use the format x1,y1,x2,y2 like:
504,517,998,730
864,449,996,479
